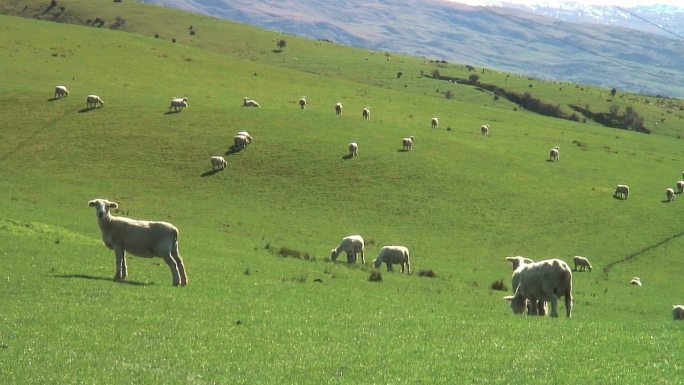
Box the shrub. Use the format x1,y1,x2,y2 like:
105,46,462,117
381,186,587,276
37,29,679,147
368,271,382,282
417,270,437,278
490,279,507,291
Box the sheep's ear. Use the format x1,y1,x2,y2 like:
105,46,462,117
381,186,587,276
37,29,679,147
503,296,514,302
88,200,97,207
108,202,118,209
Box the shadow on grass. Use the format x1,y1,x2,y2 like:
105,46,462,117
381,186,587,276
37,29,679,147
612,195,628,200
78,107,98,113
47,97,63,102
201,169,221,177
225,146,245,155
342,154,354,160
397,149,411,153
51,274,152,286
164,110,181,115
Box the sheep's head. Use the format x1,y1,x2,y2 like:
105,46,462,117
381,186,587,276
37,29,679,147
504,295,527,314
372,258,382,268
330,249,339,262
88,199,118,219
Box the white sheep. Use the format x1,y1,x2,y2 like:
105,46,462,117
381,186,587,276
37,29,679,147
168,97,188,112
210,156,227,170
673,305,684,320
362,107,371,120
630,277,642,286
335,102,343,115
236,131,253,143
87,199,187,286
504,258,573,318
505,256,533,270
666,187,675,202
506,256,546,316
348,142,359,157
330,234,365,264
614,184,630,200
549,147,559,162
234,134,250,149
481,124,490,135
676,181,684,194
243,97,260,107
373,245,410,274
86,95,104,108
402,136,415,151
299,96,307,109
54,85,69,98
572,256,593,272
431,117,439,129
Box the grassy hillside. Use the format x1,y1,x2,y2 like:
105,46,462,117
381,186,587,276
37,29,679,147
1,2,684,384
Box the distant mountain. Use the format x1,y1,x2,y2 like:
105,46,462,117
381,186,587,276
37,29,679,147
140,0,684,97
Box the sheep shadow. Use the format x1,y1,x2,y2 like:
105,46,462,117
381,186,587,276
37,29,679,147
51,273,152,286
342,154,354,160
397,149,411,153
225,146,244,155
164,110,181,115
201,169,221,177
661,199,674,203
612,195,627,200
78,107,98,113
47,97,63,102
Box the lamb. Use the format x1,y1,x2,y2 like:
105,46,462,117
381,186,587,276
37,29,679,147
549,147,559,162
330,234,365,264
630,277,642,286
234,134,250,149
677,181,684,194
87,199,187,286
614,184,630,200
299,96,307,109
431,117,439,129
348,142,359,157
54,85,69,98
86,95,104,108
168,97,188,112
481,124,490,135
504,258,573,318
335,102,343,115
666,187,675,202
236,131,253,143
362,107,371,120
373,245,410,274
402,136,415,151
210,156,227,170
673,305,684,320
572,256,593,272
243,97,260,107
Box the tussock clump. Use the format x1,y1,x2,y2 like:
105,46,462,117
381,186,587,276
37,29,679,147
368,271,383,282
490,279,507,291
417,269,437,278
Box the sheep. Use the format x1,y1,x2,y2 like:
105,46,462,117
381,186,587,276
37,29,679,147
402,136,415,151
481,124,490,135
673,305,684,320
666,187,675,202
234,134,250,150
299,96,307,109
504,258,573,318
168,97,188,112
572,256,593,272
373,245,410,274
54,85,69,98
362,107,371,120
431,117,439,129
235,131,253,143
505,256,533,270
210,156,227,170
243,97,260,107
630,277,642,286
506,256,546,316
614,184,630,200
549,147,559,162
335,102,343,115
87,199,187,286
676,181,684,194
86,95,104,108
348,142,359,157
330,234,365,264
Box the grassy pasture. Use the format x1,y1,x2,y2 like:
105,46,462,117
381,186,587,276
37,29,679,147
1,2,684,384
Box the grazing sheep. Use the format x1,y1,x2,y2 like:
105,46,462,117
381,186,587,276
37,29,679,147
505,256,534,270
168,97,188,112
504,258,573,318
335,102,343,115
54,85,69,98
630,277,642,286
86,95,104,108
348,142,359,157
362,107,371,120
330,234,365,264
402,136,415,151
614,184,630,200
572,256,593,272
236,131,253,143
299,97,307,109
373,245,410,274
87,199,187,286
666,187,675,202
673,305,684,320
676,181,684,194
234,134,250,149
506,256,546,316
549,147,559,162
431,117,439,129
210,156,227,170
243,97,260,107
481,124,490,135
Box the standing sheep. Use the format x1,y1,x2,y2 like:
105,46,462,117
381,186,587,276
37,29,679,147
234,134,250,150
243,97,260,107
673,305,684,320
299,97,307,109
348,142,359,157
572,256,593,272
373,245,410,274
481,124,490,135
54,85,69,99
431,117,439,129
549,147,559,162
330,234,365,264
666,188,675,202
676,181,684,194
335,102,343,115
402,136,415,151
236,131,253,143
210,156,227,170
168,97,188,112
86,95,104,109
87,199,188,286
504,258,573,318
362,107,371,120
614,184,630,200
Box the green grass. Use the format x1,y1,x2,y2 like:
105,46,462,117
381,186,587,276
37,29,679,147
1,2,684,384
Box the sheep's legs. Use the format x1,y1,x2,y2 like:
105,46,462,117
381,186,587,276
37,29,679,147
565,291,573,318
114,249,127,281
163,255,181,286
172,244,188,286
549,296,559,318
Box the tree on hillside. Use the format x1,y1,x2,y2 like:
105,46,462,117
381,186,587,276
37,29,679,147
276,39,287,51
611,88,617,97
468,74,480,83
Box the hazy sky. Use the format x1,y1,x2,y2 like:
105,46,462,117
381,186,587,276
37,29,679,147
449,0,683,6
